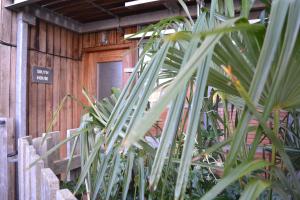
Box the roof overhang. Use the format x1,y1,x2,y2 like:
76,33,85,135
6,0,265,33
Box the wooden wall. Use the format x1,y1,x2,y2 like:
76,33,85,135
0,0,137,140
0,2,137,184
0,1,17,199
81,27,136,49
27,19,82,139
0,0,17,120
0,1,137,142
27,21,138,142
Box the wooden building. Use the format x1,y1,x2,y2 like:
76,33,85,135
0,0,265,198
1,0,266,139
0,0,205,141
0,0,264,139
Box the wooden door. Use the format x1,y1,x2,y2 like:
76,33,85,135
80,45,137,103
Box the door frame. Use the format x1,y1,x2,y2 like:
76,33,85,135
81,43,137,100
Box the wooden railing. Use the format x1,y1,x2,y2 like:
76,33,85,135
18,129,81,200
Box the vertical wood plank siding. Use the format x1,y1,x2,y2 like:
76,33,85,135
28,19,81,139
0,6,18,197
27,19,138,145
0,3,137,144
0,0,17,120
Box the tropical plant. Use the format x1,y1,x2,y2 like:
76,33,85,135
37,0,300,199
53,86,225,200
119,0,300,199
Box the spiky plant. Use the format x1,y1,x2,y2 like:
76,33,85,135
38,0,300,199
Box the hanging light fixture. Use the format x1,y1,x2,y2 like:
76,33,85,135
125,0,159,7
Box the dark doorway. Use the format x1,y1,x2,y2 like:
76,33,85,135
97,61,123,100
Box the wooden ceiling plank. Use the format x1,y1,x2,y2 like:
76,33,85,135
40,0,71,7
50,2,92,13
58,7,100,18
60,1,166,23
66,3,165,21
45,0,87,11
71,12,114,21
84,0,119,19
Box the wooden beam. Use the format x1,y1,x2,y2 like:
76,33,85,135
23,6,82,33
80,1,264,32
82,6,198,32
83,43,135,53
6,5,82,33
52,155,81,175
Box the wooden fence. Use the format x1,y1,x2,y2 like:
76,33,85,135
18,129,81,200
0,118,16,199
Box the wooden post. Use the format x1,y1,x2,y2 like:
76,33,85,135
32,137,43,155
18,136,31,200
18,138,26,200
40,136,52,168
38,131,60,169
25,145,36,199
0,118,16,200
44,131,61,168
30,153,44,200
56,189,77,200
41,168,59,200
0,119,9,200
67,129,80,155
